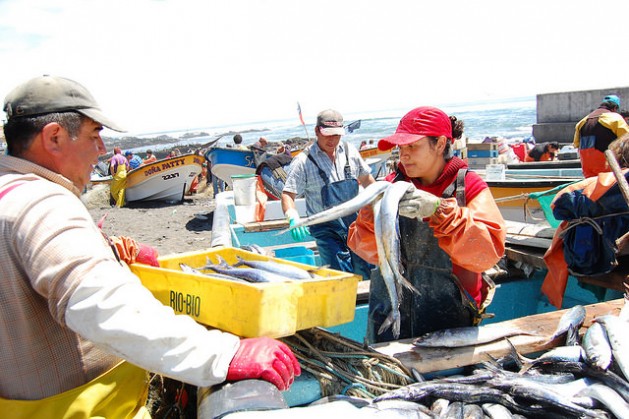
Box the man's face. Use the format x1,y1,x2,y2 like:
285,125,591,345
316,127,342,155
57,119,107,189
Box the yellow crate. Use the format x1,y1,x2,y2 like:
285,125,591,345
129,247,360,338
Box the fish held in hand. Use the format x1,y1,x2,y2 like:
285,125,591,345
373,197,402,339
282,180,390,233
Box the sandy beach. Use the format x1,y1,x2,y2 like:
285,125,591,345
83,183,217,257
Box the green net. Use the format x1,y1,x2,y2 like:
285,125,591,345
528,181,580,228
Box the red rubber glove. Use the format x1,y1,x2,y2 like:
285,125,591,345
226,337,301,391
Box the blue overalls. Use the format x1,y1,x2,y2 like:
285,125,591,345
367,169,483,343
306,144,373,280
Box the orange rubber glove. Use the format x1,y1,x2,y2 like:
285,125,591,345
226,337,301,391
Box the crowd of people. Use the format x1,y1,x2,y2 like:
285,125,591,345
1,74,628,417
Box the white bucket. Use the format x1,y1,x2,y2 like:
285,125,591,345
485,164,506,181
231,174,258,206
234,203,257,224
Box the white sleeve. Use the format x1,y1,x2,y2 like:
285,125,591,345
65,270,240,387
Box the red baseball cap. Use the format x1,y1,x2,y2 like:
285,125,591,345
378,106,453,151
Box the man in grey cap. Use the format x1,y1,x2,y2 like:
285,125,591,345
281,109,375,279
0,76,299,416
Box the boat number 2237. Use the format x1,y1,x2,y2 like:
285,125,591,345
162,173,180,180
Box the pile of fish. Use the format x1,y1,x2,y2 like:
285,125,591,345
179,255,321,284
360,303,629,418
286,180,415,339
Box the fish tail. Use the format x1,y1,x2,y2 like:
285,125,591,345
378,309,401,339
233,255,246,268
400,276,420,295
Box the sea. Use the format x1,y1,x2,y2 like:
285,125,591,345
123,96,537,153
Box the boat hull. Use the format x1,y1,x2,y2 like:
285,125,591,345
206,147,256,188
125,154,204,203
507,159,581,169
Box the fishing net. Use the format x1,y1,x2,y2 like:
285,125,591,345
280,327,416,399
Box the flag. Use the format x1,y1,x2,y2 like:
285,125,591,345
297,102,306,126
346,119,361,133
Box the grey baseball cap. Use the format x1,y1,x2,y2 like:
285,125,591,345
316,109,345,136
3,75,125,132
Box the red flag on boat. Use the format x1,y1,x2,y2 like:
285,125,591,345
297,102,306,126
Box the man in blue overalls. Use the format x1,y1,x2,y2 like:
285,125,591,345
281,109,375,279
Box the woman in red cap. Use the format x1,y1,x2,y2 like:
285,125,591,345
348,106,506,342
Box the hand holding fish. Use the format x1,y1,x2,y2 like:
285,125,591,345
398,188,441,219
285,208,309,241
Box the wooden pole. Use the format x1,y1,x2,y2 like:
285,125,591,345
604,149,629,208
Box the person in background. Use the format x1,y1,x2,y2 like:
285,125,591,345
359,140,368,150
125,150,143,169
142,149,157,165
542,132,629,308
109,146,129,175
282,109,376,280
347,106,506,342
276,142,291,156
252,136,268,151
0,75,300,417
525,141,559,162
232,134,247,150
109,146,129,207
574,94,629,178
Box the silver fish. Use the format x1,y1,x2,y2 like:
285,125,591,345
462,403,484,419
594,315,629,381
233,255,317,280
547,305,586,343
583,321,612,370
481,403,513,419
283,180,390,232
518,345,585,374
363,400,434,418
201,256,291,283
576,383,629,419
180,263,251,284
373,196,402,338
379,180,417,293
413,325,535,348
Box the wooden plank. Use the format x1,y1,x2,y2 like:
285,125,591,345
243,219,289,232
504,246,547,269
372,299,624,374
580,272,628,292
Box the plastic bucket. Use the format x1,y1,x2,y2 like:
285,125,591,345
232,174,258,206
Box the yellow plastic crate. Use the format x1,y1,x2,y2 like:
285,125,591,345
129,247,360,338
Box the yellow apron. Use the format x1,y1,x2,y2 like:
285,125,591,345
0,361,150,419
110,164,127,208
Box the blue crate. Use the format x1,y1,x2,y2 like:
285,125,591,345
274,246,317,266
468,149,498,158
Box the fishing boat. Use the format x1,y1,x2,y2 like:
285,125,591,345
124,153,204,203
205,146,256,188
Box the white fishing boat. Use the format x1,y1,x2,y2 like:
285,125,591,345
124,153,204,203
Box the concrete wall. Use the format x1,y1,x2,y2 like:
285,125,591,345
532,86,629,143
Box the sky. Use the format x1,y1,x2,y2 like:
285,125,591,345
1,0,628,136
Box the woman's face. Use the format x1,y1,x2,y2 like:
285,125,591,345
398,137,446,180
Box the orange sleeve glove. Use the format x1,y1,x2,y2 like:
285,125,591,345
347,206,379,265
429,189,506,273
